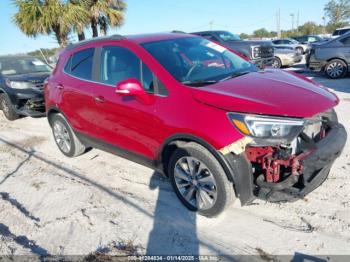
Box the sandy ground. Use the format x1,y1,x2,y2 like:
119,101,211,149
0,66,349,260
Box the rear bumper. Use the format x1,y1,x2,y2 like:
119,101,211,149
306,53,326,71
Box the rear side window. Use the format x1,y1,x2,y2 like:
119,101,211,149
65,48,94,80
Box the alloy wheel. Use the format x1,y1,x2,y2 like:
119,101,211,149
174,156,217,210
326,62,345,78
272,58,281,68
53,121,71,153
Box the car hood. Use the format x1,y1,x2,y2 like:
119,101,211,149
191,69,338,118
4,72,50,83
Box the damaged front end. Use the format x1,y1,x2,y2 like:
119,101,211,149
223,110,347,204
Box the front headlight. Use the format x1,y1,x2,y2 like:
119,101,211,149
6,80,35,89
228,113,305,140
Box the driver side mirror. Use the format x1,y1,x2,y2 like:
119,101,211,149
115,78,152,104
116,78,145,96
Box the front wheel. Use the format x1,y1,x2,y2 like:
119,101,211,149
272,57,282,68
168,142,235,217
0,94,20,121
325,59,347,79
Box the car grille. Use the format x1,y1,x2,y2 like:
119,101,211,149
252,46,274,59
28,80,45,90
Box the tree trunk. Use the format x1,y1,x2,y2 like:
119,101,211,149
91,18,98,37
78,32,85,41
99,17,107,36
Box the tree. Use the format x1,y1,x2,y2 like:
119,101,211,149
83,0,126,38
297,22,324,35
239,33,250,39
324,0,350,24
253,28,270,38
13,0,89,47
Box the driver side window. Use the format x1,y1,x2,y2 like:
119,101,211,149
100,46,155,93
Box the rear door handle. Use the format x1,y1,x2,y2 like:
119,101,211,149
94,96,106,103
56,84,64,90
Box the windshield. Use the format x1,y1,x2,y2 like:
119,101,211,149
0,57,51,76
142,37,257,86
288,38,299,44
217,31,241,42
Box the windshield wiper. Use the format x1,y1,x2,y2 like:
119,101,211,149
181,80,218,87
219,71,252,82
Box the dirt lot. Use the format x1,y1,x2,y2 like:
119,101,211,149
0,67,349,260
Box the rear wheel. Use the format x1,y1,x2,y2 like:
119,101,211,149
272,57,282,68
168,142,235,217
0,94,20,121
325,59,347,79
50,114,86,157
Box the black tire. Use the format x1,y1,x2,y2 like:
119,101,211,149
0,93,20,121
272,57,282,68
50,113,86,157
168,142,235,217
325,59,347,79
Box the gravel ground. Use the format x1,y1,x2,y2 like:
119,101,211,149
0,66,349,260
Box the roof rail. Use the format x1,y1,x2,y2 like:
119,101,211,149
65,34,126,51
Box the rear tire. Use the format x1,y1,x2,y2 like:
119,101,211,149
0,94,20,121
325,59,347,79
168,142,235,217
50,113,86,157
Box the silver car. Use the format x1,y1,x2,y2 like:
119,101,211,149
272,47,302,68
272,38,309,54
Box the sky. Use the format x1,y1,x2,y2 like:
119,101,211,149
0,0,330,55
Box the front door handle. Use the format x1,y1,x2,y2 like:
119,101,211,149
57,84,64,90
94,96,106,103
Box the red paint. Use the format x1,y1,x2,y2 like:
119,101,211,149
45,33,339,161
246,146,312,183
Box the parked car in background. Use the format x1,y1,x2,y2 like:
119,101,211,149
272,38,308,54
307,32,350,79
0,56,51,120
332,27,350,38
272,46,302,68
191,30,274,68
46,33,346,217
292,35,325,44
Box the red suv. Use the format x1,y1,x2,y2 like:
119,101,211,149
45,33,347,217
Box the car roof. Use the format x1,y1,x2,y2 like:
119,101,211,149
0,55,37,60
65,33,196,51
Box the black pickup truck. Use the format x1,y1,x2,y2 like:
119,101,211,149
191,30,274,68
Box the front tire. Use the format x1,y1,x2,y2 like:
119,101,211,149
272,57,282,68
168,142,235,217
0,94,20,121
50,114,86,157
325,59,347,79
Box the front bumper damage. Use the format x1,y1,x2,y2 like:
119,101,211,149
221,115,347,205
7,89,45,117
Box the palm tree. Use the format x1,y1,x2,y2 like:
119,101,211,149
13,0,89,47
86,0,126,38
